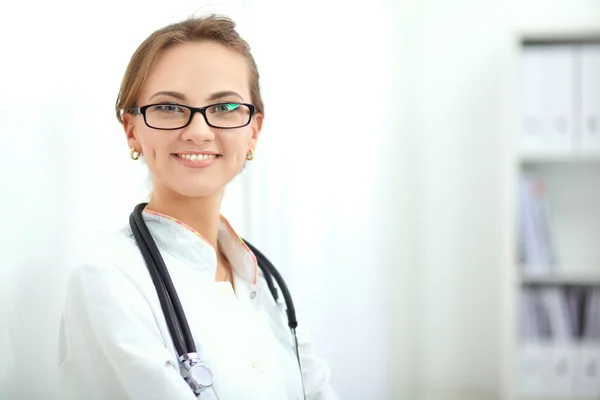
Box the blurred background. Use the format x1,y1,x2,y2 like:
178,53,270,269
1,0,599,399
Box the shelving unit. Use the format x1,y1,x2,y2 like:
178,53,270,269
504,31,600,400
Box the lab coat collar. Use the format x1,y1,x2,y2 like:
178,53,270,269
141,209,258,285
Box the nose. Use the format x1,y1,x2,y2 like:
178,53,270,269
180,111,215,143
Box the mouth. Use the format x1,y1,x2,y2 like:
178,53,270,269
173,153,222,161
171,152,222,169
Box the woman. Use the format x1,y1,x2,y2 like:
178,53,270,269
58,15,336,400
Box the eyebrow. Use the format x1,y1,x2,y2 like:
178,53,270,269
149,90,244,103
150,91,187,101
206,91,244,102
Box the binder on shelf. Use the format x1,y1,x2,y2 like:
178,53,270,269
543,289,578,397
539,288,572,341
517,340,552,397
518,288,574,397
549,343,580,397
582,289,600,340
577,289,600,397
576,344,600,397
581,44,600,155
518,287,600,397
520,45,576,156
565,288,587,339
518,174,557,275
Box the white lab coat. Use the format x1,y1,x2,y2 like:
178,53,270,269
57,209,337,400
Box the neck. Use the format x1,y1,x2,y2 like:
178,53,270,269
146,185,224,250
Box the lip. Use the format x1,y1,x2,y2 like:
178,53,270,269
175,151,221,155
172,153,221,169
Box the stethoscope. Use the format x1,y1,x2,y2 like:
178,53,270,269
129,203,306,398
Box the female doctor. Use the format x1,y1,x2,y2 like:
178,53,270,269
57,15,337,400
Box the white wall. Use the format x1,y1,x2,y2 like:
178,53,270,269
413,0,508,395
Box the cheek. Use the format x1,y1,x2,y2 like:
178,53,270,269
220,134,251,162
139,131,174,160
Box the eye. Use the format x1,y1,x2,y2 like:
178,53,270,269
154,104,185,113
210,103,241,113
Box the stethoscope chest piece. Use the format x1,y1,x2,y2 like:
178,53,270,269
180,353,214,395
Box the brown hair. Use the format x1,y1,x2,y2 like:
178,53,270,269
115,15,264,124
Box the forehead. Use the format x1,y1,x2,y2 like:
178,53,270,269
139,41,250,104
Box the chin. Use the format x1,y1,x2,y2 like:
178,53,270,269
154,168,238,199
172,184,224,199
168,174,232,199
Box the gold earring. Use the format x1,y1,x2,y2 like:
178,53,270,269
246,149,255,161
130,148,141,160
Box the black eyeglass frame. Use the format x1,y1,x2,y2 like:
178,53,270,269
129,102,256,130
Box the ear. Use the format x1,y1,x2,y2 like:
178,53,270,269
123,112,141,151
248,113,263,150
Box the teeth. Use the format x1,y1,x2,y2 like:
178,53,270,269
178,154,218,161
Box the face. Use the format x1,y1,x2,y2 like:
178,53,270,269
123,41,262,199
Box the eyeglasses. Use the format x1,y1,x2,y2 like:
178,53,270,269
130,102,256,130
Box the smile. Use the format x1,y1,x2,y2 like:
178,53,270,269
174,153,221,161
172,152,221,169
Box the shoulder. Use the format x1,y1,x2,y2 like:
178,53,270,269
65,224,150,298
88,224,140,267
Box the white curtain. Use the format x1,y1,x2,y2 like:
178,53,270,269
0,1,397,399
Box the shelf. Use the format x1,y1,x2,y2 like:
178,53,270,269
518,397,600,400
518,153,600,165
520,272,600,286
520,29,600,46
522,35,600,46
